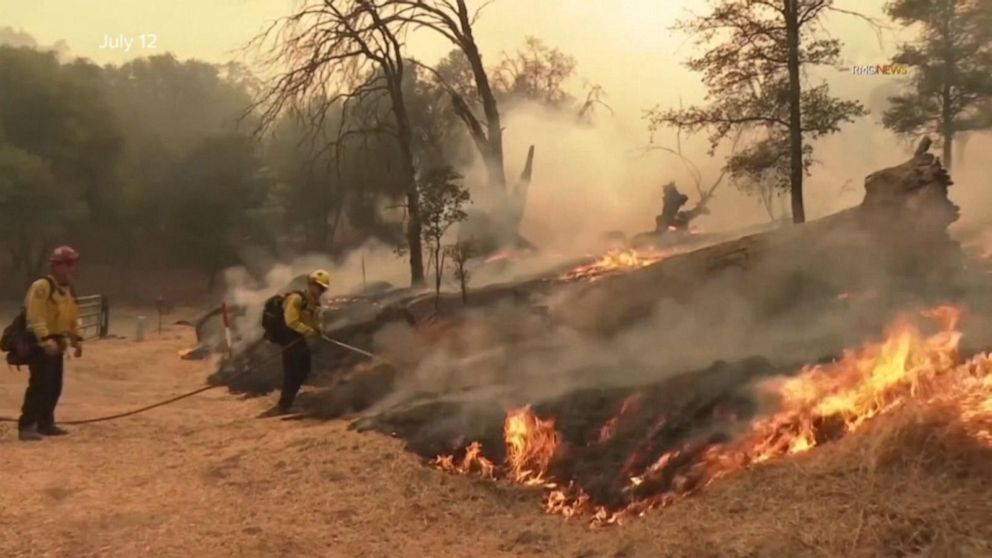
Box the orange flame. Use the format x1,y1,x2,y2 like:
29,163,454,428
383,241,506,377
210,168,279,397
561,248,669,281
594,394,643,446
610,305,989,520
433,441,496,479
505,406,561,485
484,248,521,264
741,306,962,463
433,305,992,525
432,406,561,486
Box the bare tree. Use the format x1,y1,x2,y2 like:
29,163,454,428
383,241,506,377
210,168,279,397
249,0,427,286
446,239,475,304
577,84,613,122
639,126,743,225
390,0,506,190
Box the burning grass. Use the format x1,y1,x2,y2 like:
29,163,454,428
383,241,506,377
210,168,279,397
432,305,992,526
559,248,672,282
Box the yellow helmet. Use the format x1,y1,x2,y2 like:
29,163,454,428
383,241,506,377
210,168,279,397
308,269,331,289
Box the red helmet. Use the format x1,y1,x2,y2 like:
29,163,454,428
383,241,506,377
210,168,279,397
49,245,80,264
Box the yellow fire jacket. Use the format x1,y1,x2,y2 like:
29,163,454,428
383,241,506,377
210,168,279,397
25,276,81,347
282,291,321,337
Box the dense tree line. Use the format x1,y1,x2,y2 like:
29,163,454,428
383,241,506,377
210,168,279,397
0,47,420,286
0,26,588,290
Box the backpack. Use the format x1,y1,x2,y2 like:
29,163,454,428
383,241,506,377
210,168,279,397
260,291,306,343
1,276,56,367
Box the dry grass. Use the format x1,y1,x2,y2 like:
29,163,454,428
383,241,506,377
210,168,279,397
604,401,992,558
2,323,990,557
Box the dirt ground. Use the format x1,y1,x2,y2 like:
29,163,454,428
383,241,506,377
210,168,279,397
0,324,617,557
2,323,990,558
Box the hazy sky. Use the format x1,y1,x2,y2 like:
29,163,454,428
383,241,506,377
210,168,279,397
1,0,896,104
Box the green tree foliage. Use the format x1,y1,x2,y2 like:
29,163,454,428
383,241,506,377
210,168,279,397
0,25,590,294
103,54,256,230
492,37,577,108
264,90,434,254
265,107,348,252
882,0,992,170
418,166,470,306
406,64,474,171
445,239,476,304
95,55,269,291
0,48,276,292
725,135,810,221
646,0,868,223
0,46,120,277
0,146,87,279
0,47,120,217
434,37,599,116
166,135,271,289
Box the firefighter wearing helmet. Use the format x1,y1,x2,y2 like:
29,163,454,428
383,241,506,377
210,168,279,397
259,269,331,417
17,245,82,441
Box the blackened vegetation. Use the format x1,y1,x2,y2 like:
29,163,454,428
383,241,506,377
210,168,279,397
540,357,777,509
355,356,782,511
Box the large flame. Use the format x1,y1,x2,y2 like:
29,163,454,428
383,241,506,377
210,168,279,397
742,306,961,461
433,306,992,525
504,406,561,485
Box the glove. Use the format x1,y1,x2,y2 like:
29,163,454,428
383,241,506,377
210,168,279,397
73,344,83,358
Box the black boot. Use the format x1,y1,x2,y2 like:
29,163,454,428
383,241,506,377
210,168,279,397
38,425,69,436
257,405,291,418
19,425,43,442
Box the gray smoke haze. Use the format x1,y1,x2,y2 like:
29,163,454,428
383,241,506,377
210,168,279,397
329,132,992,422
217,239,412,350
361,225,992,421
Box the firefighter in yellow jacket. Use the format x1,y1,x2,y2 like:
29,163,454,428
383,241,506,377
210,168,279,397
18,246,83,442
259,269,330,417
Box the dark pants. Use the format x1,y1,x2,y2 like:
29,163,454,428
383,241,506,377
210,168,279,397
19,352,64,430
278,335,311,411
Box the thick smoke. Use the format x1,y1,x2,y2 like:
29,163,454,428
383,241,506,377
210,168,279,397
217,239,410,350
369,247,907,412
346,133,992,420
